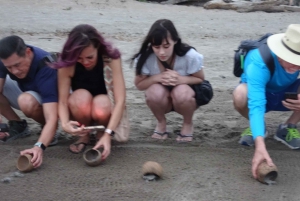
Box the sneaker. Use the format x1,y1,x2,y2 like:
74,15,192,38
48,131,60,147
5,119,30,142
239,127,254,146
238,127,268,146
274,124,300,149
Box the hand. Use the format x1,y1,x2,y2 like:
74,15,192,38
93,133,111,160
282,94,300,111
161,69,180,86
20,146,43,168
62,121,90,136
252,137,275,179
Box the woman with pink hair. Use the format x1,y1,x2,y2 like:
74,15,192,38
54,24,128,160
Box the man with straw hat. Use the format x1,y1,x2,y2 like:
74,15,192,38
232,24,300,179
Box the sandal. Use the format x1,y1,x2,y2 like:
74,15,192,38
152,130,170,139
176,133,193,142
154,130,169,136
69,142,88,154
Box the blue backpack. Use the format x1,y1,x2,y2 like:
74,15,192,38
233,33,275,77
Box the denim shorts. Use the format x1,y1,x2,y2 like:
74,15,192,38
266,79,300,112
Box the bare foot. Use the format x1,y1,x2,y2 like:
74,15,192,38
151,121,168,140
69,135,89,154
176,123,193,142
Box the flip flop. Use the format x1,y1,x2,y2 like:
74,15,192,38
152,130,170,139
176,133,193,142
69,142,88,154
152,130,170,140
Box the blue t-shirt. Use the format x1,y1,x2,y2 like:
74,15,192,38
241,49,299,140
0,46,58,104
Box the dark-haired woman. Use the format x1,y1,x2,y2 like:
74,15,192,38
132,19,205,142
54,24,128,159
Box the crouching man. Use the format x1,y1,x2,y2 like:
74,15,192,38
0,35,59,168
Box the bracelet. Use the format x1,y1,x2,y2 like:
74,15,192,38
105,128,115,136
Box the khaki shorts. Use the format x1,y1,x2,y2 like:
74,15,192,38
3,75,42,110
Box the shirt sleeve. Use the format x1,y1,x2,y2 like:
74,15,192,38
141,56,151,75
186,50,203,75
246,61,270,140
36,66,58,103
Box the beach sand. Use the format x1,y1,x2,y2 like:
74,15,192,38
0,0,300,200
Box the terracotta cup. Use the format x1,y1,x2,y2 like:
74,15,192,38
16,154,34,172
257,161,278,184
142,161,163,180
83,149,102,167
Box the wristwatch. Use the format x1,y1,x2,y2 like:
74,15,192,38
34,142,46,151
105,128,115,136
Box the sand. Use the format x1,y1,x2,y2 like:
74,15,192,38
0,0,300,200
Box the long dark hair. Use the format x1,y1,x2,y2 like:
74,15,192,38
53,24,121,69
132,19,192,75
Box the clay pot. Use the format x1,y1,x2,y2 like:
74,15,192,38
257,161,278,184
142,161,163,180
83,149,102,167
16,154,34,172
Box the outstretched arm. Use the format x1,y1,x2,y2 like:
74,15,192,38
20,102,58,168
93,58,126,159
252,137,275,178
58,67,85,135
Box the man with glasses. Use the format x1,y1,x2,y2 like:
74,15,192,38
0,35,59,169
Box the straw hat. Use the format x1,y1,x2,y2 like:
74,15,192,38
267,24,300,66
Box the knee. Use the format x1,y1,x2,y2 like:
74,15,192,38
92,96,111,120
68,98,92,115
68,91,92,115
171,86,191,104
145,84,167,104
232,89,247,111
18,93,40,116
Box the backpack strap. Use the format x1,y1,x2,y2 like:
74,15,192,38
37,52,59,71
258,43,275,77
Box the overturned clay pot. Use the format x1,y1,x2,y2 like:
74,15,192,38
17,154,34,172
83,149,102,167
142,161,163,181
257,161,278,185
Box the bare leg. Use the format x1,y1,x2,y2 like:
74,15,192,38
286,111,300,125
171,85,197,142
0,94,20,121
91,95,111,126
68,89,93,153
91,95,112,140
145,84,172,139
232,83,248,119
18,93,45,124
